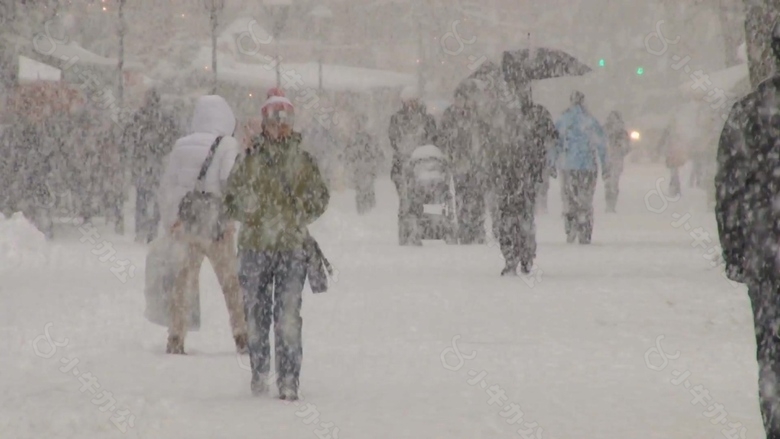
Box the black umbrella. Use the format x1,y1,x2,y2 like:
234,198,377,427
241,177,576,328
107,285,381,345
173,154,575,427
502,47,592,86
467,60,501,82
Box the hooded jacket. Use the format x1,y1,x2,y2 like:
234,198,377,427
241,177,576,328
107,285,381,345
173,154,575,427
550,105,608,172
158,95,240,232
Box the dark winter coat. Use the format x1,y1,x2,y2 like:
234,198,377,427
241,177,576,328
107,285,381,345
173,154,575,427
224,132,330,252
343,130,381,187
439,105,484,176
488,103,548,202
388,105,437,179
714,77,780,284
604,117,631,175
0,120,40,209
122,97,179,189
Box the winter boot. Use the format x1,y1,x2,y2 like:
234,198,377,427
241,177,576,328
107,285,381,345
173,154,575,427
401,216,422,246
279,376,298,401
579,224,592,245
234,334,248,355
251,373,269,396
166,335,185,355
564,214,577,243
501,263,517,276
520,260,532,274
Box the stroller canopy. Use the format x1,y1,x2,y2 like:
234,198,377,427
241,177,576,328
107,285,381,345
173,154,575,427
410,144,445,161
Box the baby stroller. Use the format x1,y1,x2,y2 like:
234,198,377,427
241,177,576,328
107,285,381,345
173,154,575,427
401,144,457,244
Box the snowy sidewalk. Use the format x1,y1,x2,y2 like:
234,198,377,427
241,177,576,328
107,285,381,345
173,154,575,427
0,163,761,439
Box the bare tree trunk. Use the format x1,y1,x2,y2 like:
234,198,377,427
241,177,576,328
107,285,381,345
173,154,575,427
744,0,780,87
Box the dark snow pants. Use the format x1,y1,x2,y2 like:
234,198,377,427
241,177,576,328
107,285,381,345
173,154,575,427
454,172,486,244
135,185,159,243
668,167,681,197
392,159,422,245
604,169,622,212
355,178,376,215
561,170,597,243
535,169,551,213
747,282,780,439
239,248,307,392
494,192,536,270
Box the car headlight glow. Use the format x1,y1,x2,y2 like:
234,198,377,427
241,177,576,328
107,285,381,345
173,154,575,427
630,130,641,141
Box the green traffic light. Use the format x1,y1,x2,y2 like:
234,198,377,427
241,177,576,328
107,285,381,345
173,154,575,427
636,67,644,75
598,59,605,67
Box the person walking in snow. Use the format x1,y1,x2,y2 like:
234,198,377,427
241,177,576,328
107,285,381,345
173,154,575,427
440,80,490,244
603,110,631,213
388,86,437,245
488,80,550,275
549,91,609,244
344,113,381,214
122,88,179,243
157,94,248,356
224,90,329,400
715,20,780,439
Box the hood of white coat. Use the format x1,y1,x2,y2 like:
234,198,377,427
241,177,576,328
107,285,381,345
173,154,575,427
189,95,236,136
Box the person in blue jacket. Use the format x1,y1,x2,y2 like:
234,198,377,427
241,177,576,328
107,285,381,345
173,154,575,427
548,91,609,244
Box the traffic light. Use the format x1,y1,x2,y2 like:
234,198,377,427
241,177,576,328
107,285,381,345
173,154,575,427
598,58,605,67
636,67,644,75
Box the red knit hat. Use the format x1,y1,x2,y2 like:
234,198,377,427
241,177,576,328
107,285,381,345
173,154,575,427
266,87,285,98
261,95,294,126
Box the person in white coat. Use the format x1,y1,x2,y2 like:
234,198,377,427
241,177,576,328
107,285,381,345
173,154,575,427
157,95,248,355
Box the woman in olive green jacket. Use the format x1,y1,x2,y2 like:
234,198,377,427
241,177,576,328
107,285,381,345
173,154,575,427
224,92,329,400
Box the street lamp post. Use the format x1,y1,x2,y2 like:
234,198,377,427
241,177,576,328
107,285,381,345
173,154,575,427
204,0,225,94
264,0,292,88
309,5,333,92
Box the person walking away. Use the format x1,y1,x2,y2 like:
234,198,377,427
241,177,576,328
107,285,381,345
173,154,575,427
95,122,126,232
664,111,691,198
520,86,558,216
440,81,487,243
715,20,780,439
388,86,437,245
123,88,179,243
157,94,248,355
603,110,631,212
549,91,608,244
224,91,329,400
344,114,381,214
489,82,549,275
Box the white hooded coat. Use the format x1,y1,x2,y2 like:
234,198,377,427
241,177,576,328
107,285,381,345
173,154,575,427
158,95,240,232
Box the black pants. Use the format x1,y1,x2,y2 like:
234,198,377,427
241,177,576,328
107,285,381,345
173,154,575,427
747,282,780,439
355,178,376,215
494,192,536,270
605,169,622,212
561,170,597,243
669,167,681,197
392,158,422,245
135,184,159,242
454,172,486,244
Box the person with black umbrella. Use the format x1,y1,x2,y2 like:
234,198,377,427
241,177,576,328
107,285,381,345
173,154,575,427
486,66,555,275
715,20,780,439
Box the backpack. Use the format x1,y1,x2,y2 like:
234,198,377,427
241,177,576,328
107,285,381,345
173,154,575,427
177,136,228,241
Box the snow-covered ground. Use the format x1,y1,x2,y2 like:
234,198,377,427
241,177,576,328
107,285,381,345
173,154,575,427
0,163,761,439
